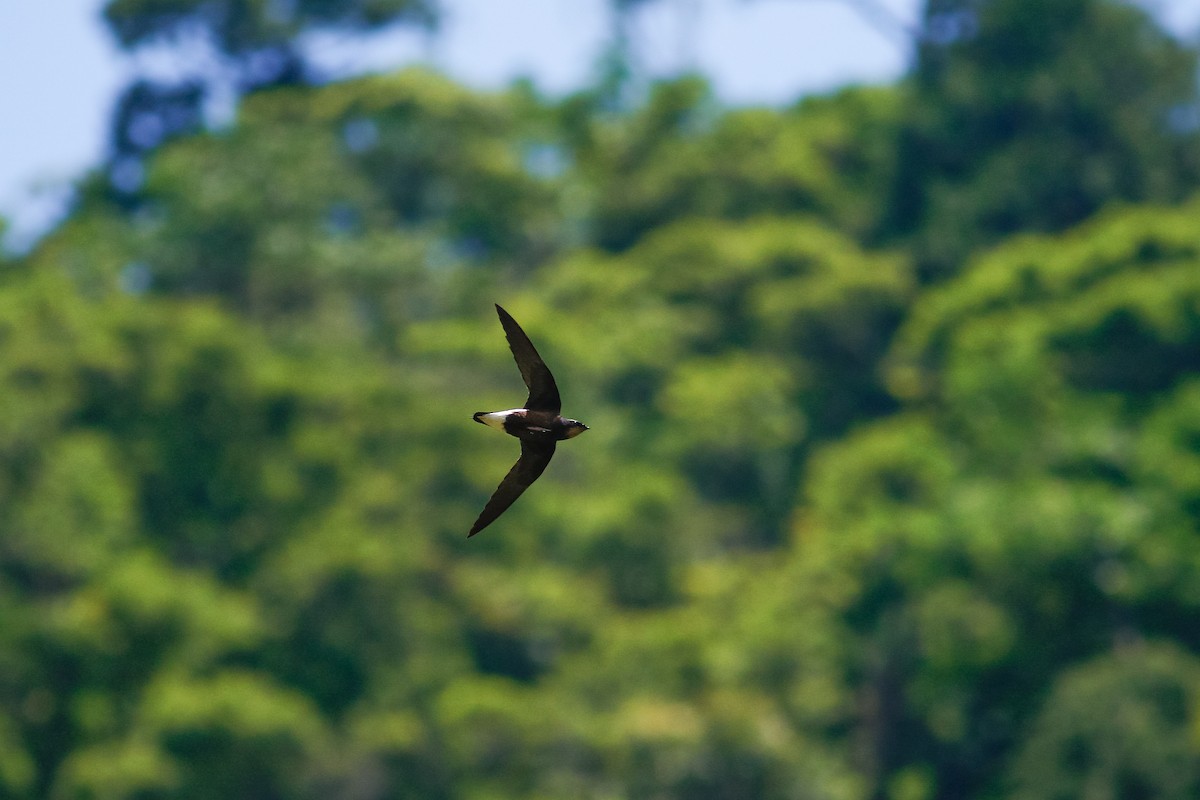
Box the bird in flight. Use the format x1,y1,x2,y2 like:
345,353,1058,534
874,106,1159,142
469,305,588,537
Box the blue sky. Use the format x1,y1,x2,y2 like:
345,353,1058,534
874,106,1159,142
2,0,1199,250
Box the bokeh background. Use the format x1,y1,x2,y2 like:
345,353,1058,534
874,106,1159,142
4,1,1200,797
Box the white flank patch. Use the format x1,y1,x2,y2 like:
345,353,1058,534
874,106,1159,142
477,409,524,432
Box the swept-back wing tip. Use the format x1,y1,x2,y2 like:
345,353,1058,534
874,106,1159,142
490,303,561,413
466,441,556,538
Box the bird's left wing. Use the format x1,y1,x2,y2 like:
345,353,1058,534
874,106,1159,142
495,304,561,413
468,440,556,537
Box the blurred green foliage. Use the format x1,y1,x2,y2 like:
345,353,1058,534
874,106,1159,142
5,0,1200,797
101,0,439,161
892,0,1200,280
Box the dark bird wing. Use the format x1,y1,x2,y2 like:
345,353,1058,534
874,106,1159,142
468,441,556,537
495,304,561,413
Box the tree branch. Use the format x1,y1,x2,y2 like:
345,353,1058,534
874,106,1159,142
769,0,919,46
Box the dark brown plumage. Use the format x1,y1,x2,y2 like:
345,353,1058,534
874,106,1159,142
469,305,588,537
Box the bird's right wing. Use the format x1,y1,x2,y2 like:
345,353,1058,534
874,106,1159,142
495,304,561,413
468,440,556,537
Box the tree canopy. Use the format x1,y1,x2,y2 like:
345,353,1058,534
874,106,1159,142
4,0,1200,797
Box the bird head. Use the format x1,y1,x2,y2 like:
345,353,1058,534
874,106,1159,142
564,419,589,439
